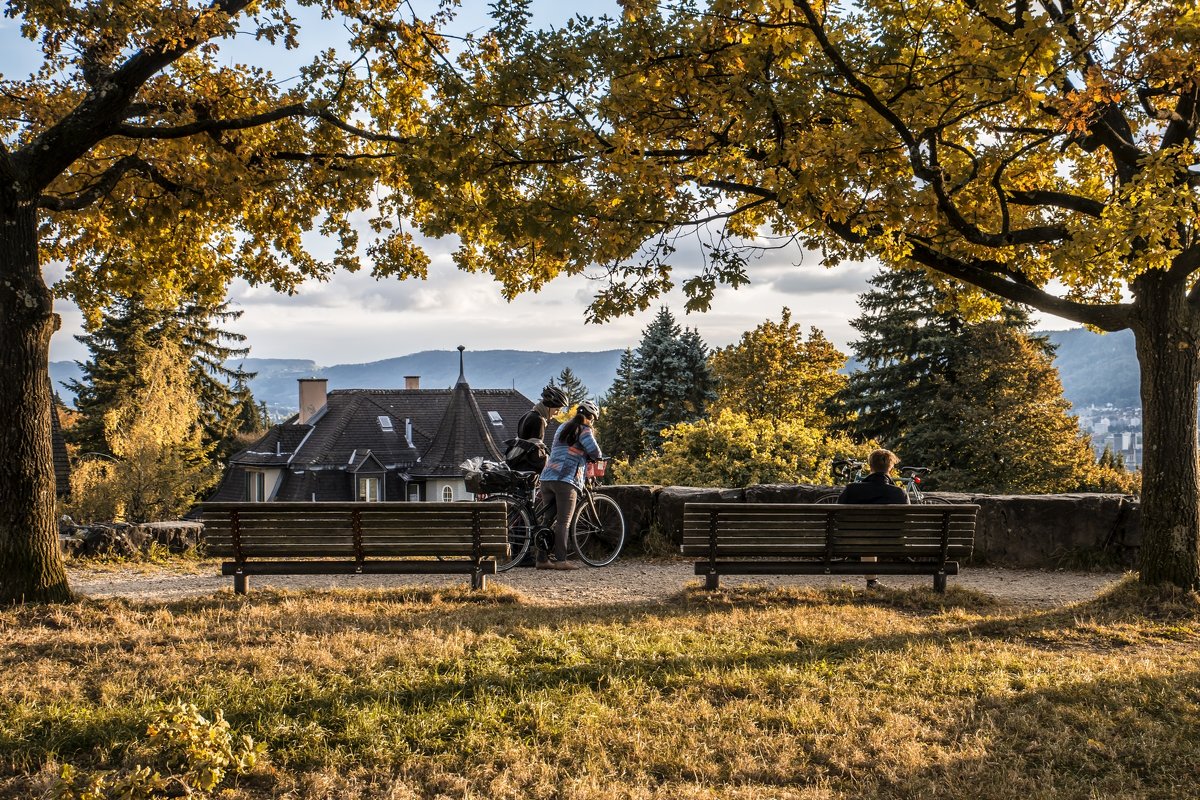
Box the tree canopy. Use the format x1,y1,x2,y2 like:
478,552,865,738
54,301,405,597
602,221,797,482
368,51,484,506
710,308,846,428
401,0,1200,587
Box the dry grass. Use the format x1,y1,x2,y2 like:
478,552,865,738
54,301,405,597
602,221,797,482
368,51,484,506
1,579,1198,799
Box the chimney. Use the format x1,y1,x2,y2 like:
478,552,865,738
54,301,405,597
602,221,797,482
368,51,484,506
297,378,328,424
405,375,420,390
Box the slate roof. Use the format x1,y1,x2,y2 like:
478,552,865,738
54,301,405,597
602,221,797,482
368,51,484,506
209,369,546,502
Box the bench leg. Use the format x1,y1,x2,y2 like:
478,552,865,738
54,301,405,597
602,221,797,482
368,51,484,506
471,571,486,591
933,572,947,593
234,573,249,595
705,573,720,590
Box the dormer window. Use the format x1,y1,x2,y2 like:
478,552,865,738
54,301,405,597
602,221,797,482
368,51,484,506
487,411,503,426
378,415,394,432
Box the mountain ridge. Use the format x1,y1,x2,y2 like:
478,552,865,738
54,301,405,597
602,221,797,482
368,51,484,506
48,328,1138,415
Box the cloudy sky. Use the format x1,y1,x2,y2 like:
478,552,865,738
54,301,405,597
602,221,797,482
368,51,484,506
7,3,1073,366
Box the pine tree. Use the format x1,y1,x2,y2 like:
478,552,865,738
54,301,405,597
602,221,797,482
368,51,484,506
554,367,590,409
841,270,1096,492
711,308,848,428
839,270,964,448
68,292,258,459
632,307,717,450
67,340,219,523
596,348,644,461
66,298,163,457
176,298,259,457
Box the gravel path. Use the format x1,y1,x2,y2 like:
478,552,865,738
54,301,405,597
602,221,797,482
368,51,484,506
69,559,1128,609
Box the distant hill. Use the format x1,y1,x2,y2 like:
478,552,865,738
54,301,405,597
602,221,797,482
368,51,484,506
146,350,621,415
48,329,1138,415
1041,328,1139,408
842,327,1138,410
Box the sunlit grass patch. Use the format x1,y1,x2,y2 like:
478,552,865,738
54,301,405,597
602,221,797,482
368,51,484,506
0,583,1197,798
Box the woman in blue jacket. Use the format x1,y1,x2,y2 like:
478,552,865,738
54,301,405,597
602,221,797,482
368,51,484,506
537,400,604,570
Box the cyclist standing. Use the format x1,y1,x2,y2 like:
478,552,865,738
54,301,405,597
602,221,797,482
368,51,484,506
504,384,567,472
837,448,908,589
537,399,604,571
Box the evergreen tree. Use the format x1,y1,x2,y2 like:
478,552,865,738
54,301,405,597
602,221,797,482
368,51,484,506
177,298,259,457
67,340,219,523
632,307,717,450
711,308,847,428
839,270,963,448
908,322,1098,493
66,298,163,457
554,367,590,409
596,348,644,461
68,292,258,459
841,270,1096,492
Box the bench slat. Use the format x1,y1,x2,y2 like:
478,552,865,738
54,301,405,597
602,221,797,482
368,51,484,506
209,544,509,558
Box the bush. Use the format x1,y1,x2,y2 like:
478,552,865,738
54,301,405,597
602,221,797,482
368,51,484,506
616,409,873,487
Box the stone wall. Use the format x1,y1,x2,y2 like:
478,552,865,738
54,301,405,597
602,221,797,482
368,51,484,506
599,484,1140,568
60,520,204,557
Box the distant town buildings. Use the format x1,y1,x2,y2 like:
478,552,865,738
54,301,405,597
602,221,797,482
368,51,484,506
1075,405,1143,470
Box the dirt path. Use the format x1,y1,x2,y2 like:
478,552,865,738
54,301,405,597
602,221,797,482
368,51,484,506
69,559,1129,609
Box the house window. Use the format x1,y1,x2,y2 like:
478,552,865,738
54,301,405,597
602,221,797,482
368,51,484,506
408,483,422,502
378,415,394,432
442,485,454,502
487,411,503,426
246,471,267,502
357,476,381,502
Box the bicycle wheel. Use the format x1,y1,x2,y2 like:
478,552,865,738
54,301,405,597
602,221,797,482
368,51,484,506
487,494,534,571
570,493,625,567
814,491,842,504
919,495,955,505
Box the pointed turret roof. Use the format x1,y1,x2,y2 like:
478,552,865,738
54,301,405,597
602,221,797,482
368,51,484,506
420,349,506,472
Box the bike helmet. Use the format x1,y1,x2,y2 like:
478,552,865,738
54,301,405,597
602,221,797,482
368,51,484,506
577,400,600,419
541,385,568,408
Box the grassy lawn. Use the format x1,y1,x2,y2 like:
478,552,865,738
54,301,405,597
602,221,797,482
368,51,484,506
1,580,1197,799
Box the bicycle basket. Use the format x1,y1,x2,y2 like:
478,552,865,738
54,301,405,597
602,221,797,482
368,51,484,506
585,460,608,479
463,461,518,494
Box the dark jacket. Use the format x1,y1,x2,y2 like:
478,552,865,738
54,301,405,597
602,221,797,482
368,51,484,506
505,405,552,471
517,406,549,441
837,472,910,504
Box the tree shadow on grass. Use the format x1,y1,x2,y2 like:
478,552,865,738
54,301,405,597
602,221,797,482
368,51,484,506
3,577,1197,785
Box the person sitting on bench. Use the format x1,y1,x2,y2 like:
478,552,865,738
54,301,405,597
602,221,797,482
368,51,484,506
837,448,909,589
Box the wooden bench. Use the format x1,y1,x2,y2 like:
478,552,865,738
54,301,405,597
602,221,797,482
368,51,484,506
682,502,978,592
201,501,510,594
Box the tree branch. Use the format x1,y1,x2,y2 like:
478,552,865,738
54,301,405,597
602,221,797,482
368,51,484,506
38,155,183,211
1005,189,1105,217
18,0,256,194
906,241,1132,330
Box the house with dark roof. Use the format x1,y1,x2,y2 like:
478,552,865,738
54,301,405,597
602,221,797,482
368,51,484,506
209,347,549,504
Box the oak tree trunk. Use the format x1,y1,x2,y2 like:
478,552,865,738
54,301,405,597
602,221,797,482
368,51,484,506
0,196,72,603
1132,271,1200,589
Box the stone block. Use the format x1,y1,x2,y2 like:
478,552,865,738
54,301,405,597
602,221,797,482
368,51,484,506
968,493,1138,567
597,485,659,549
656,486,746,545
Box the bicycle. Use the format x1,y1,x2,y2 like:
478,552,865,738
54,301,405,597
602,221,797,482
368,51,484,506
817,458,951,504
480,459,626,570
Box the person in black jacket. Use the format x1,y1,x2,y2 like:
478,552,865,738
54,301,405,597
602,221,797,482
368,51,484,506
838,448,908,588
505,385,568,472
